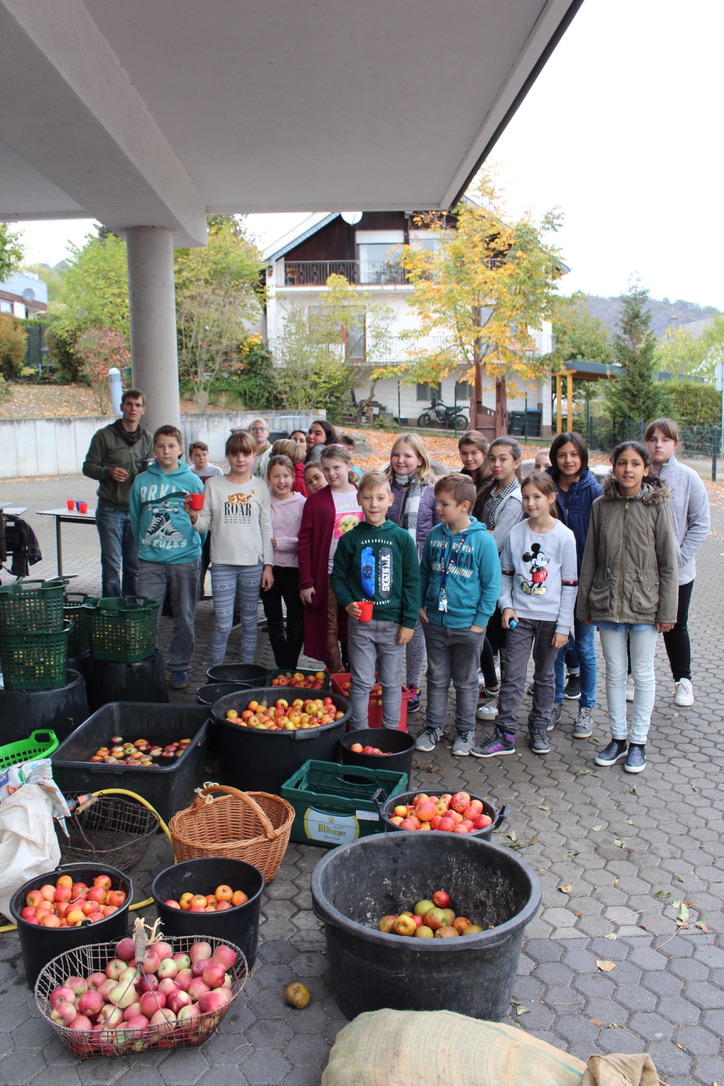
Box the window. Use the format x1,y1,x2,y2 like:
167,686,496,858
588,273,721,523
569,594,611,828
455,380,473,400
416,382,441,402
308,306,366,360
355,230,405,284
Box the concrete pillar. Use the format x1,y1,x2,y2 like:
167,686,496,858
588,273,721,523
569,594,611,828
126,227,179,431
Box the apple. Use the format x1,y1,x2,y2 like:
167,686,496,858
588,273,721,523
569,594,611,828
189,940,212,963
168,989,192,1014
377,915,397,933
188,977,210,1001
434,925,460,938
197,989,232,1014
157,977,178,998
422,907,447,931
202,962,226,989
210,944,237,970
142,948,160,975
139,990,165,1017
105,958,127,981
108,981,138,1009
415,925,434,938
49,985,77,1008
68,1014,93,1030
78,989,104,1018
393,914,417,937
51,1002,78,1026
432,889,451,908
157,958,178,981
175,968,193,992
173,952,191,970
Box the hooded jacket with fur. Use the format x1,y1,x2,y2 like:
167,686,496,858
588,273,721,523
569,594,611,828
576,475,678,626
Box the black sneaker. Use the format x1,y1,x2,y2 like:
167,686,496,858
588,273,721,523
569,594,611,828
595,738,628,766
471,731,516,758
563,673,581,699
624,743,646,774
529,729,550,755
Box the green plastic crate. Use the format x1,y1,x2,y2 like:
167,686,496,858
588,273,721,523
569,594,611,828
0,729,59,772
86,596,158,663
64,592,91,656
0,622,70,690
281,759,408,849
267,667,330,691
0,578,68,633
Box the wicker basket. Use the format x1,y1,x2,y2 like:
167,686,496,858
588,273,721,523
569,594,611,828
169,784,295,881
86,596,159,663
58,793,161,869
35,935,247,1057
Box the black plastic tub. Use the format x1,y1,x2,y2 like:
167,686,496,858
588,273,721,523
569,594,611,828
10,862,132,988
310,832,540,1021
0,669,89,745
211,687,350,795
85,652,168,712
206,664,267,686
51,702,209,822
151,857,265,969
339,728,415,781
195,681,245,707
378,788,508,842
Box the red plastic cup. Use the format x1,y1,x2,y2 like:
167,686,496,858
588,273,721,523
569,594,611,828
357,600,374,622
78,501,88,514
66,499,74,510
189,492,205,511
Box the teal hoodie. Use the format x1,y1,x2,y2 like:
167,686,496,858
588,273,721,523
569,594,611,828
420,517,500,629
129,461,204,565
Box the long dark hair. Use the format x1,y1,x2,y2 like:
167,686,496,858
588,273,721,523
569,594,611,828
458,430,492,489
549,431,589,479
474,436,523,515
610,440,664,491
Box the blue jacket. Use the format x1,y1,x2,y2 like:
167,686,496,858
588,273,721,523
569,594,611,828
549,467,602,573
420,517,501,629
130,461,204,565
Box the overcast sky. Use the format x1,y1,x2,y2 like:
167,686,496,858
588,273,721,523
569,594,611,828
15,0,724,310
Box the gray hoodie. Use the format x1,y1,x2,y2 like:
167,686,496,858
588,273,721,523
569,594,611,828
656,454,710,585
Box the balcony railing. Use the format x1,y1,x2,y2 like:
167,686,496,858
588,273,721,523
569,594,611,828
280,260,407,287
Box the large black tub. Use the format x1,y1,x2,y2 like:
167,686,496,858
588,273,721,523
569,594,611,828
311,832,540,1021
0,669,88,745
211,687,349,795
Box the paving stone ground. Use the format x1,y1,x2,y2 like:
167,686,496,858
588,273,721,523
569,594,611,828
0,471,722,1085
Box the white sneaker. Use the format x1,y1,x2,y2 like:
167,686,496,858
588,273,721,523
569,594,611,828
625,675,635,703
476,700,498,720
674,678,694,707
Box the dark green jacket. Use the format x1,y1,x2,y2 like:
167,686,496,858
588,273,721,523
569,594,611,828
82,421,153,511
330,518,420,629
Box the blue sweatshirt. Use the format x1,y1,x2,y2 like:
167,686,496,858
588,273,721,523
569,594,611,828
420,517,501,629
129,461,204,565
548,466,602,574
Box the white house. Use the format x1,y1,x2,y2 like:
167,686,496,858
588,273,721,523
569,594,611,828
263,211,554,438
0,270,48,319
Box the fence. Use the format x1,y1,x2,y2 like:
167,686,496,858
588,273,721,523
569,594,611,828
585,418,721,480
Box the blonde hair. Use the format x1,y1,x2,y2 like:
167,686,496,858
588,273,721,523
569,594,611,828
272,438,304,465
358,470,391,496
385,433,434,485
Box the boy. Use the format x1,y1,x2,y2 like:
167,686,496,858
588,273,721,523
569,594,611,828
130,425,204,689
339,433,363,479
331,470,420,729
188,441,223,597
416,473,501,756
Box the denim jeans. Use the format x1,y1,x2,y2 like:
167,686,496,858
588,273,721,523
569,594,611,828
139,558,199,671
598,625,659,745
210,562,263,666
423,623,485,736
95,502,139,597
347,618,405,729
554,617,597,708
497,617,558,735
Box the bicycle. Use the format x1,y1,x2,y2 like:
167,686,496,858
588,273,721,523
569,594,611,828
416,395,469,431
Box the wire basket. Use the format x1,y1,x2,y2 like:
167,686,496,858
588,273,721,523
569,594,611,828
0,621,70,690
63,592,90,656
0,578,68,633
86,596,159,663
169,784,295,882
34,935,247,1057
58,794,161,870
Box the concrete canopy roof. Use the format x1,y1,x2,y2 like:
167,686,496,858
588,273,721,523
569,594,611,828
0,0,583,249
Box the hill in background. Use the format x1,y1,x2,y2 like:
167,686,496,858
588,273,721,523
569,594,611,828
584,295,719,339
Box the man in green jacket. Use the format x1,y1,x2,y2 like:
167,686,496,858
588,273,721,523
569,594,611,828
82,389,153,597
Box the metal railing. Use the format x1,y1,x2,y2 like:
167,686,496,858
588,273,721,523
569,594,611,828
280,260,407,287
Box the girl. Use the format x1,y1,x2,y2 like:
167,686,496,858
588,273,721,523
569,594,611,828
305,418,338,463
290,429,308,450
303,460,327,494
547,431,603,738
475,436,525,722
189,430,273,666
263,455,306,669
272,438,307,495
577,441,678,775
249,418,272,478
384,433,438,713
457,430,491,521
188,440,223,599
298,445,361,671
472,473,577,758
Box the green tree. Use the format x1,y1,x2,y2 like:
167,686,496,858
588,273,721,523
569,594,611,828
273,273,394,419
396,173,563,408
666,379,720,426
50,229,130,346
604,281,668,421
654,325,708,378
0,313,27,379
547,293,613,367
75,327,131,413
0,223,24,282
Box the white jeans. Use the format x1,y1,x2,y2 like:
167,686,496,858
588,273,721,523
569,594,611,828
598,626,659,745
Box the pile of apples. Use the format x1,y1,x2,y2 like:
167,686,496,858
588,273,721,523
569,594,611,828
88,735,192,766
377,888,485,938
270,671,327,690
335,677,384,705
225,695,344,731
349,742,389,755
20,873,127,928
162,884,249,911
43,938,239,1054
388,791,493,834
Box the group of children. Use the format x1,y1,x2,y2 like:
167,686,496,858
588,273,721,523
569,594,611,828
126,416,706,776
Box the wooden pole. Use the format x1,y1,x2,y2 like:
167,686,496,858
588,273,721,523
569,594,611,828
567,372,573,431
555,374,562,434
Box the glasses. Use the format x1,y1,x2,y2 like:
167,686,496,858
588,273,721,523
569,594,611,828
250,426,268,432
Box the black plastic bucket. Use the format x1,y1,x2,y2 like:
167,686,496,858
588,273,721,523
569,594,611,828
310,832,540,1021
9,862,132,988
86,652,168,712
195,681,246,707
339,728,415,782
206,663,267,686
211,687,350,794
0,669,89,745
378,788,508,842
151,858,265,969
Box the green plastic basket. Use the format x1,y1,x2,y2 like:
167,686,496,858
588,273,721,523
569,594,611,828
0,729,59,772
0,622,70,691
86,596,159,663
63,592,90,656
0,578,68,633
